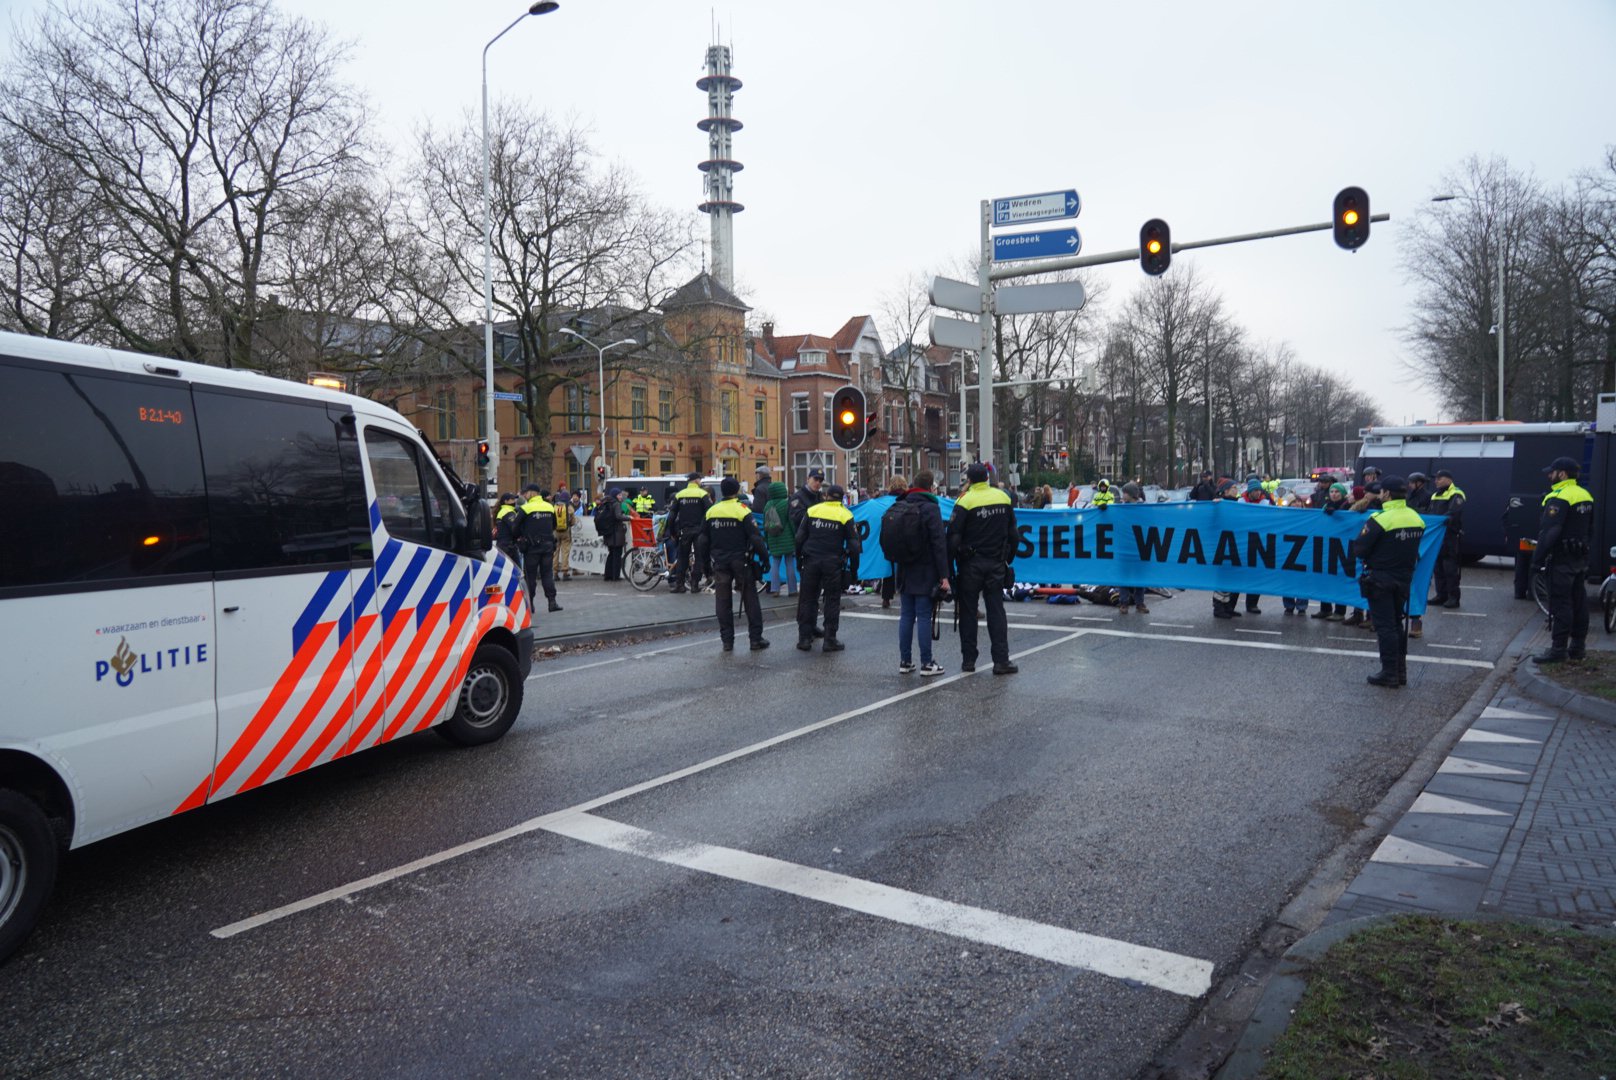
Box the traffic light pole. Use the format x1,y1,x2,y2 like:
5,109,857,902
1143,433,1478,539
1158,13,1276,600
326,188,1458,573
987,212,1392,282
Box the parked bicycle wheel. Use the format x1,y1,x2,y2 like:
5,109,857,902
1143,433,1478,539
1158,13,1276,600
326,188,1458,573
1603,581,1615,634
1530,569,1550,617
627,548,665,592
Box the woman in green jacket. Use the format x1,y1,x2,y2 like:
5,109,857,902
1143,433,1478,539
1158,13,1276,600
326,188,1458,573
763,480,797,595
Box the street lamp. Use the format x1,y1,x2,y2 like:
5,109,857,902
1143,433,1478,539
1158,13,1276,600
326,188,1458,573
483,1,559,494
1431,193,1504,420
558,328,636,479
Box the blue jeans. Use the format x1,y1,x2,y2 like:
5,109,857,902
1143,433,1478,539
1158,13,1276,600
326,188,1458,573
1283,597,1308,612
770,553,798,593
899,592,935,665
1121,586,1145,606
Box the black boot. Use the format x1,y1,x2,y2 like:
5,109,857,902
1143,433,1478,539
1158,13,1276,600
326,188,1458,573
1367,670,1400,687
796,639,814,651
548,600,563,612
1213,603,1233,620
1532,646,1569,664
822,638,845,652
1568,640,1587,661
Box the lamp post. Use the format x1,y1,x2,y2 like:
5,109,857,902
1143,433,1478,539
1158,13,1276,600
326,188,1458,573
1431,193,1504,420
482,2,559,494
558,328,636,480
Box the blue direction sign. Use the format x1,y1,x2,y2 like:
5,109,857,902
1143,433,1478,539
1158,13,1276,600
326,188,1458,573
992,227,1081,262
992,189,1081,227
491,391,524,402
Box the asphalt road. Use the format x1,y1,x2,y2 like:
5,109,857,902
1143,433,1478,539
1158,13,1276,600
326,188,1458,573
0,566,1536,1078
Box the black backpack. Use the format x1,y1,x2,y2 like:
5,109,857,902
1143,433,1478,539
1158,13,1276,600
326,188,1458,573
593,501,616,539
879,499,928,564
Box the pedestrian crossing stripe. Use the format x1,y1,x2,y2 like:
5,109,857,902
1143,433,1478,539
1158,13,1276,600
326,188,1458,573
1371,835,1487,869
1436,757,1527,777
1460,730,1540,745
1408,793,1510,816
1478,706,1552,721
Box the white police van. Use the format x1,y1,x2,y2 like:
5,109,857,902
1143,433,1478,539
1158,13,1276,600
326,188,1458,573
0,331,533,961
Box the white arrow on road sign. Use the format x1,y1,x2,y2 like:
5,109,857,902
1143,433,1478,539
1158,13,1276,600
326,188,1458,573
929,314,981,351
929,275,983,314
995,280,1087,316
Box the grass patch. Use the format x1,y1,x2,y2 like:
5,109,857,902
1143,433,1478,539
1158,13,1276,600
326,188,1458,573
1542,650,1616,703
1260,915,1616,1078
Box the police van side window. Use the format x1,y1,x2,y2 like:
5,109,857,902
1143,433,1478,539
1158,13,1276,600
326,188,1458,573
0,360,209,592
194,390,367,574
364,431,460,550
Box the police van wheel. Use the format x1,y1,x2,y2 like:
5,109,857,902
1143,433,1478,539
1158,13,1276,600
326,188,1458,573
439,646,523,746
0,790,58,965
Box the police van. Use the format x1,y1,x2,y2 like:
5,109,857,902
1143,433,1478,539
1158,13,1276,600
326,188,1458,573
0,331,533,961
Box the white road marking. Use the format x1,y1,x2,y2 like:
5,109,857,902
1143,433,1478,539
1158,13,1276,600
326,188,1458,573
214,634,1084,938
1149,623,1194,629
1077,627,1493,669
1070,615,1114,622
1407,793,1510,816
541,811,1215,999
633,639,709,658
1479,706,1552,721
1371,834,1486,869
1328,634,1373,643
1438,611,1488,618
1437,757,1526,777
842,612,1068,633
1460,730,1540,745
1426,644,1482,652
1460,585,1495,590
527,656,626,680
1234,629,1282,636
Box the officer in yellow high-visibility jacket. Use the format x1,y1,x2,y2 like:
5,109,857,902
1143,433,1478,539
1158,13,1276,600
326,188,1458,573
1426,469,1467,608
793,484,861,652
1531,456,1595,663
518,485,562,613
700,476,769,651
948,463,1019,674
1353,475,1424,687
1090,479,1115,508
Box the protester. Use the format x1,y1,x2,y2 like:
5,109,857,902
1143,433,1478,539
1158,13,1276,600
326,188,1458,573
762,479,797,596
1238,478,1273,614
597,487,625,582
878,475,907,608
752,464,774,515
887,470,950,675
552,483,574,581
1189,470,1217,501
1312,482,1353,622
1116,484,1149,614
1211,480,1245,619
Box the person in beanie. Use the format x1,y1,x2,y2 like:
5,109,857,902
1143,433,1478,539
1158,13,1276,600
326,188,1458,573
794,483,861,652
1354,474,1424,687
700,476,769,651
949,462,1018,674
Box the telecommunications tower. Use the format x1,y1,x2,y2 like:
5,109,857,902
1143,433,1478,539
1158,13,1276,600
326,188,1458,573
696,41,743,289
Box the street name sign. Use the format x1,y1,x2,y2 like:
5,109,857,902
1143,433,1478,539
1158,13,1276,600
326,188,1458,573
995,280,1087,316
929,314,981,351
992,228,1081,262
928,275,982,314
992,189,1081,227
491,390,524,402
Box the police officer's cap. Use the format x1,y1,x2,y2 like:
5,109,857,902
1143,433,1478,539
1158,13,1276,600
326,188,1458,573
1380,475,1408,494
1433,468,1453,480
808,468,825,480
1543,455,1580,476
500,491,518,502
1407,472,1428,483
686,471,701,482
1362,465,1380,476
824,484,845,500
522,483,542,494
720,476,740,497
966,462,988,483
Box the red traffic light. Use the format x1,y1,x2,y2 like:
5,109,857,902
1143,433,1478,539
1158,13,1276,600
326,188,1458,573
476,439,492,469
1333,186,1370,250
830,385,867,451
1140,219,1171,276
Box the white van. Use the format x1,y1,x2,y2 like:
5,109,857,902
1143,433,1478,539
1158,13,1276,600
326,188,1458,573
0,332,533,960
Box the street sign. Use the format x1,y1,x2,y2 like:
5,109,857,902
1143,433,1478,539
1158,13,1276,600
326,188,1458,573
947,440,961,450
992,189,1080,227
995,280,1087,316
929,314,981,351
491,390,524,402
928,275,982,314
569,444,595,464
992,228,1081,262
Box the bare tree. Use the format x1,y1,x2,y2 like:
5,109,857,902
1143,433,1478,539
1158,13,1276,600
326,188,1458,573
1,0,371,367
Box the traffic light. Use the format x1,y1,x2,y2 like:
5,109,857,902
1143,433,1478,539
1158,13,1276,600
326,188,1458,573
1140,219,1171,276
831,385,867,451
1333,186,1370,250
476,439,491,470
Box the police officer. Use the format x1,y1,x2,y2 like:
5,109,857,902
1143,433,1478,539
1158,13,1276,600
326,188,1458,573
1404,472,1432,512
1353,475,1425,687
494,492,524,565
794,483,861,652
948,462,1019,674
667,472,713,593
633,486,655,514
700,476,769,652
517,484,563,612
1531,456,1595,663
1426,468,1466,608
789,468,826,637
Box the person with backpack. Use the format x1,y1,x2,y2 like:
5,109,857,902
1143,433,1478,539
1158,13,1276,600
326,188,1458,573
794,484,860,653
667,472,714,593
595,487,623,581
551,483,574,581
518,484,562,612
885,470,950,676
762,479,796,596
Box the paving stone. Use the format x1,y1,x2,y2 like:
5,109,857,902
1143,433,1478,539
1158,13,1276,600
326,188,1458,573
1423,773,1529,805
1394,813,1511,854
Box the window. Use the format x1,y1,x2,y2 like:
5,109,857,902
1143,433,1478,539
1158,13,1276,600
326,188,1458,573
564,384,593,433
196,390,370,573
517,396,532,436
658,389,673,433
0,361,210,591
822,392,834,434
517,457,535,491
721,455,740,479
799,350,827,367
631,386,647,432
365,429,464,552
791,394,809,434
434,390,456,442
719,389,737,434
754,397,766,438
631,457,648,475
566,457,587,494
475,390,487,439
692,385,705,432
659,458,674,474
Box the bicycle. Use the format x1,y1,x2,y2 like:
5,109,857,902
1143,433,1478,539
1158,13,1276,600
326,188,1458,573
1601,545,1615,634
626,517,669,592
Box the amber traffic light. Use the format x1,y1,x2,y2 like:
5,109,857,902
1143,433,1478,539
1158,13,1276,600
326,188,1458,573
831,385,867,451
1140,218,1171,276
1333,186,1370,250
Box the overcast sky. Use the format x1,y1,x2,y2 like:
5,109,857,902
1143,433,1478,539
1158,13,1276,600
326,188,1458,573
5,0,1614,423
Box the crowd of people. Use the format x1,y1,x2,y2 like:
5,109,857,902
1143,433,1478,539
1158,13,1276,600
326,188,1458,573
487,452,1596,686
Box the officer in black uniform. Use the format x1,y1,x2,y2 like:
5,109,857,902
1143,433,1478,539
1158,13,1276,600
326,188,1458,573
494,492,524,566
1426,468,1467,608
948,462,1019,674
1531,455,1596,663
667,472,713,593
700,476,770,652
793,483,861,652
517,484,563,612
788,468,826,637
1352,474,1425,687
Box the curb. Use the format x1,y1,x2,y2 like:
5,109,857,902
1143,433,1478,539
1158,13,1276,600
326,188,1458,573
1215,911,1616,1079
1514,656,1616,727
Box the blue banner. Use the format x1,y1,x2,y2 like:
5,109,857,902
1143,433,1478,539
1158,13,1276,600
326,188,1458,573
850,497,1447,615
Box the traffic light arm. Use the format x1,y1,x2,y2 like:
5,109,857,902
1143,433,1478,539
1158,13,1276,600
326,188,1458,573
988,212,1391,281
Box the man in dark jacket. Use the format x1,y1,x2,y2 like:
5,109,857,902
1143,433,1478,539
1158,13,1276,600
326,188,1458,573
948,462,1018,674
700,476,770,651
794,483,861,652
667,472,714,593
1189,471,1217,501
751,464,774,515
788,468,824,533
892,470,950,676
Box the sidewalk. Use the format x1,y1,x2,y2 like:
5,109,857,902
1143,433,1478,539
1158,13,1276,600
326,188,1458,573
1218,617,1616,1078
